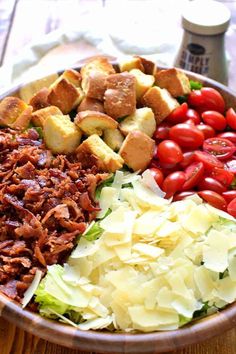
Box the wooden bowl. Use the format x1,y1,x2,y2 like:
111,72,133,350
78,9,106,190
0,66,236,353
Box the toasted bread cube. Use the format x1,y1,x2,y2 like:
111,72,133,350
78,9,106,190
103,128,124,151
155,68,191,97
76,134,124,172
10,106,33,130
134,56,157,75
119,131,155,171
104,73,136,119
119,57,144,72
75,110,118,136
62,69,82,87
119,107,156,137
77,97,104,113
31,106,63,127
43,115,81,154
129,69,154,100
0,97,28,126
142,86,179,124
29,87,50,112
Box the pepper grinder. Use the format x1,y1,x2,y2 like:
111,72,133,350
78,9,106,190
174,0,231,85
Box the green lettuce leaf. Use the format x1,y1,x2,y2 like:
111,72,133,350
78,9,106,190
84,221,104,241
190,80,203,90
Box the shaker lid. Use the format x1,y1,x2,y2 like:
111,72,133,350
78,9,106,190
182,0,231,35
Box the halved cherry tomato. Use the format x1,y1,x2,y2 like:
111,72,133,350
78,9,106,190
217,132,236,144
182,162,204,190
173,191,195,201
198,177,227,194
185,108,201,124
201,111,227,131
198,190,227,210
149,168,164,187
169,123,204,149
224,159,236,174
179,151,195,168
194,150,224,171
226,108,236,130
153,123,170,140
162,171,186,198
166,103,188,124
196,124,215,139
203,137,236,160
227,197,236,217
208,167,234,187
184,119,195,125
157,140,183,165
222,190,236,203
188,87,225,114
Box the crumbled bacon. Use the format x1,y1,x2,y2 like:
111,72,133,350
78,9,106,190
0,128,108,302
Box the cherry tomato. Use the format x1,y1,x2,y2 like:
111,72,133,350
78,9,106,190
188,87,225,114
184,119,195,125
173,191,196,201
227,197,236,218
198,190,227,210
166,103,188,124
203,137,236,161
162,171,186,198
217,132,236,144
182,162,205,190
157,140,183,165
201,111,227,131
198,177,227,194
179,151,195,168
226,108,236,130
194,150,224,171
153,123,170,140
208,167,234,187
224,159,236,174
196,124,215,139
169,123,204,149
185,108,201,124
149,168,164,187
222,190,236,203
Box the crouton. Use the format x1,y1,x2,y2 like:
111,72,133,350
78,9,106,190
75,110,118,136
103,128,124,151
104,73,136,119
129,69,155,100
142,86,179,124
32,106,63,127
77,97,104,113
76,134,124,172
134,56,157,75
119,57,144,72
0,97,28,126
43,114,81,154
119,107,156,137
29,87,50,112
48,69,83,114
155,68,191,97
10,106,32,130
81,57,115,100
119,131,155,171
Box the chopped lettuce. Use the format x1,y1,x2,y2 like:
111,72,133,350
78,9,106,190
83,221,104,241
190,80,203,90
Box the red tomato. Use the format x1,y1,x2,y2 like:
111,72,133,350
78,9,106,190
198,177,227,194
184,119,195,125
179,151,195,168
209,167,234,187
222,190,236,203
157,140,183,165
198,190,227,210
196,124,215,139
153,123,170,140
201,111,227,131
185,108,201,124
194,150,224,171
203,137,236,161
173,191,196,201
224,159,236,174
182,162,205,190
169,124,204,149
217,132,236,144
226,108,236,130
162,171,186,198
149,168,164,187
166,103,188,124
227,197,236,218
188,87,225,114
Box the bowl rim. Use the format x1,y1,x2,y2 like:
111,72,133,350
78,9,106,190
0,63,236,353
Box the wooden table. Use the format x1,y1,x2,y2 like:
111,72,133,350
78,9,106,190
1,1,236,353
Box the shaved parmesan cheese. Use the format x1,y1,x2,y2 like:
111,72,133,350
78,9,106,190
142,169,166,197
132,243,164,259
203,230,230,272
22,270,42,308
96,187,118,219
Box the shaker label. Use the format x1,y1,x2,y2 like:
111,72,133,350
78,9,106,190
179,43,210,75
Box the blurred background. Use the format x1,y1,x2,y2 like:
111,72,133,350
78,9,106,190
0,0,235,92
